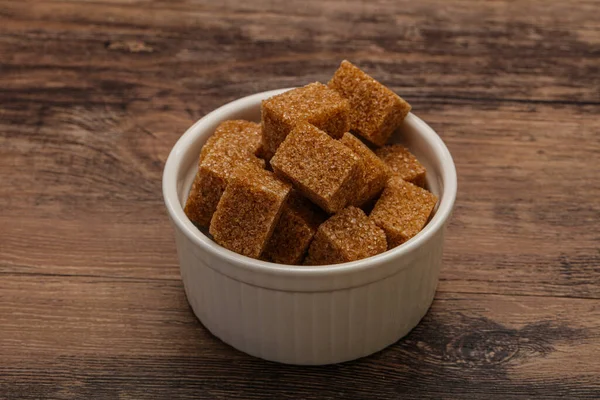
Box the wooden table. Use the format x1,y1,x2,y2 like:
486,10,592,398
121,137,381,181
2,1,599,398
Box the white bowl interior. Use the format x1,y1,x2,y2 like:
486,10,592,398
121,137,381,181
164,88,456,276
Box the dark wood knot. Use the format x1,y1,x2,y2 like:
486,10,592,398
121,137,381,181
444,330,519,367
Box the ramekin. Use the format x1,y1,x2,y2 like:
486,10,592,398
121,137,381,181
163,89,457,365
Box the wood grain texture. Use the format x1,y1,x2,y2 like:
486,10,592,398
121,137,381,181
1,0,599,398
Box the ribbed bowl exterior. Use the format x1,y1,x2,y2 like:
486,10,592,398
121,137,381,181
163,89,456,365
175,227,445,365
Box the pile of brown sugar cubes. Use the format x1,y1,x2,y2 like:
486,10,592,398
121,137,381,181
185,60,438,265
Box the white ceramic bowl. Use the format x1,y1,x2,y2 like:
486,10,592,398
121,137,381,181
163,88,457,365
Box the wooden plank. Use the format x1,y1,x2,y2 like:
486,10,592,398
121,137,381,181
0,0,599,104
1,0,599,397
1,276,598,398
2,103,598,298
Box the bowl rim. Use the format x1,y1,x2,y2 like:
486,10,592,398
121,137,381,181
162,88,457,278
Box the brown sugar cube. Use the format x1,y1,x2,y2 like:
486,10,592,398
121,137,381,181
185,152,264,228
185,124,265,227
328,60,411,146
304,206,387,265
375,144,427,187
262,191,327,265
340,132,390,207
209,163,291,259
199,120,262,163
370,177,437,249
261,82,350,157
270,122,360,214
